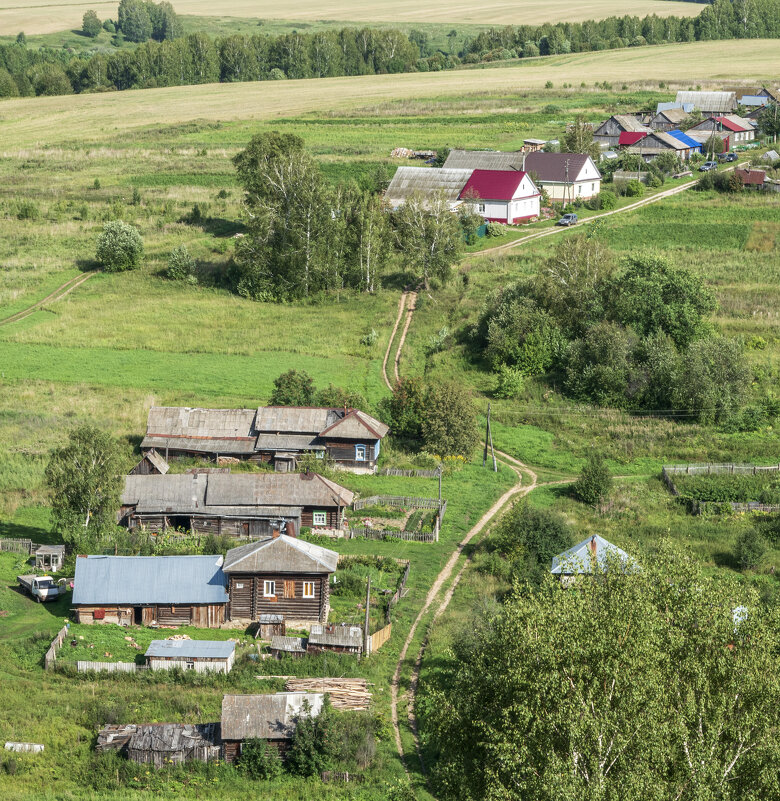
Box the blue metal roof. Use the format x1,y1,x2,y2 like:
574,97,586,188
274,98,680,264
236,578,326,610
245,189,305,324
666,129,703,150
72,555,228,605
656,101,694,114
145,639,235,659
551,535,631,575
741,96,769,107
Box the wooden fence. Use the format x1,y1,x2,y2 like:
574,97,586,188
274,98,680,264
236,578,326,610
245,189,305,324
379,467,441,478
349,527,437,543
0,538,35,555
321,771,364,783
77,661,139,674
369,623,392,653
44,625,69,670
353,495,443,511
386,560,410,623
662,464,780,515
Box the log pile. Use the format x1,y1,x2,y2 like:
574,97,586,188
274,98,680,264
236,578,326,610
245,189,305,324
284,678,371,711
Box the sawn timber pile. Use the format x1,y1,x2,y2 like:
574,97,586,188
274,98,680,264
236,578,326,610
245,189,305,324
284,678,371,710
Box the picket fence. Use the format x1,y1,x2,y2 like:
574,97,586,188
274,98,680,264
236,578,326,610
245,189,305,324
379,468,441,478
0,538,35,554
353,494,443,511
350,527,437,543
44,625,69,670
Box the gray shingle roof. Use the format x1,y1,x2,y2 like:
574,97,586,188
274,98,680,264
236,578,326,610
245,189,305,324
675,91,737,113
385,166,472,206
221,693,324,740
308,624,363,648
145,639,235,659
145,450,170,474
223,535,339,574
72,555,228,605
270,635,307,653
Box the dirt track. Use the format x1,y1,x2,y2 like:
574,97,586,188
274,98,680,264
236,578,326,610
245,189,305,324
0,273,92,328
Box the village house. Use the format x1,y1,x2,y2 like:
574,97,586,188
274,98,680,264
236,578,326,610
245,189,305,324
623,131,697,162
686,129,731,152
71,554,229,627
444,150,602,201
688,115,756,145
34,544,64,572
649,106,690,131
97,723,221,768
675,91,737,117
145,639,236,673
733,86,780,107
141,405,388,473
383,166,472,211
592,115,652,148
220,693,324,761
119,471,354,537
222,535,338,625
735,167,767,189
551,535,632,585
459,169,540,223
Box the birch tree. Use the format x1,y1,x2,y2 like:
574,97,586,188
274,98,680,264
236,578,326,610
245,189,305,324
45,426,123,548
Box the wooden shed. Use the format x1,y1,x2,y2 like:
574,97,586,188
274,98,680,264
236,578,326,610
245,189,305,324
223,535,338,624
307,623,363,657
220,693,324,762
129,449,169,476
97,723,220,768
145,639,236,673
34,544,64,572
71,554,228,627
269,635,308,659
254,614,286,639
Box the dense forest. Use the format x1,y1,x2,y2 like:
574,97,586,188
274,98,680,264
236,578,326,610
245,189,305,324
1,0,779,98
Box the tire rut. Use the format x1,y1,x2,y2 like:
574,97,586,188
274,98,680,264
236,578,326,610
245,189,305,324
0,272,92,327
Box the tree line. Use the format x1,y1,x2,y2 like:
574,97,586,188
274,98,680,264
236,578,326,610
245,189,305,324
2,0,780,98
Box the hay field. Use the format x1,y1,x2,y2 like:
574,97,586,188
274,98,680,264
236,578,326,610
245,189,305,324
1,40,777,149
1,0,701,36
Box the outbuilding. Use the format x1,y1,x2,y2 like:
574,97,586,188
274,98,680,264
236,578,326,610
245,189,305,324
384,166,472,211
307,623,364,657
459,169,540,223
97,723,221,768
34,544,64,572
592,115,652,148
129,449,169,476
674,91,737,117
551,535,632,586
145,639,236,673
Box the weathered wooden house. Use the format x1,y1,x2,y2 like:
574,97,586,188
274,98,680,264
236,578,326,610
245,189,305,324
307,623,363,656
675,91,737,117
592,115,652,148
624,131,698,162
141,405,388,473
129,449,169,476
444,150,602,202
71,554,229,627
221,693,324,761
383,166,472,211
269,635,308,659
255,613,286,639
145,639,236,673
649,106,690,131
735,167,767,189
119,471,354,536
688,115,755,144
223,535,338,624
97,723,221,767
34,544,64,572
551,535,632,585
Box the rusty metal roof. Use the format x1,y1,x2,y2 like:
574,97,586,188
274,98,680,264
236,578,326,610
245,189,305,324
221,693,324,741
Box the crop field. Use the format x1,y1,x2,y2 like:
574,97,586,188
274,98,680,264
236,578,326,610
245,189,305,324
0,0,702,36
1,39,778,148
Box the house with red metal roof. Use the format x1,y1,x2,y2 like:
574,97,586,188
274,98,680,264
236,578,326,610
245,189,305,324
458,169,540,224
623,131,698,162
735,167,767,189
688,115,755,144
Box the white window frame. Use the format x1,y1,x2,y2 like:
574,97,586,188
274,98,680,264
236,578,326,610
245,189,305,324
263,580,276,598
355,444,366,462
313,510,327,527
303,581,315,599
315,450,324,459
477,202,486,214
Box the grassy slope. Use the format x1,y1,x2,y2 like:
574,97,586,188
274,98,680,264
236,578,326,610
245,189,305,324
1,40,778,148
0,0,701,36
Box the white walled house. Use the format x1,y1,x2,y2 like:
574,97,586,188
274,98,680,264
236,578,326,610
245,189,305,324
145,640,236,673
458,169,540,224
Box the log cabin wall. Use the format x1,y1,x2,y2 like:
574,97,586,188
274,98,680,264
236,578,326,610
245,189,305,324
301,507,340,528
324,438,377,466
222,739,288,763
228,574,327,621
74,603,225,628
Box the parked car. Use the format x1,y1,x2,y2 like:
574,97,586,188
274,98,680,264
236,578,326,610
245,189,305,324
17,574,59,603
556,213,578,226
699,161,718,172
719,153,738,162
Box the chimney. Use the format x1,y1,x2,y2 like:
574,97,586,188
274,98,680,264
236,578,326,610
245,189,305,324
271,527,280,539
589,537,597,558
285,520,296,538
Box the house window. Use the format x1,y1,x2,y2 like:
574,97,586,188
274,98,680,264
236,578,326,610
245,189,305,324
477,203,485,214
315,450,324,459
303,581,315,599
355,445,366,462
592,183,595,192
313,510,327,526
186,661,195,670
263,580,276,597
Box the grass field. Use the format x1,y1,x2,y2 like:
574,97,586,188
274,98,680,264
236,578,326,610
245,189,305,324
1,40,778,148
0,0,702,36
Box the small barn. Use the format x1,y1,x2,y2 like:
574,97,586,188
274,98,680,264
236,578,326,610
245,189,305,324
735,168,767,189
145,639,236,673
97,723,221,768
223,535,338,624
307,623,363,656
269,635,308,659
592,115,652,148
254,614,286,639
129,449,169,476
459,169,540,223
34,544,64,572
221,692,324,761
383,166,472,210
551,535,632,585
675,91,737,117
71,554,229,627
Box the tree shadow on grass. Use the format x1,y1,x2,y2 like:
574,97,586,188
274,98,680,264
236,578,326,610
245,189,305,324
712,548,740,571
0,519,52,544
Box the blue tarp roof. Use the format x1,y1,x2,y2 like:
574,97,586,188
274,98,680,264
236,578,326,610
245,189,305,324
667,129,703,150
145,639,235,658
73,555,228,605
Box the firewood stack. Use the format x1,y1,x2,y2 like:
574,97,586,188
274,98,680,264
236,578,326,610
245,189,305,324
284,678,371,710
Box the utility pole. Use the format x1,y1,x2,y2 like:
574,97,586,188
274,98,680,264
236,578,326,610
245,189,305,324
565,158,571,207
438,464,442,503
363,574,371,656
484,403,497,472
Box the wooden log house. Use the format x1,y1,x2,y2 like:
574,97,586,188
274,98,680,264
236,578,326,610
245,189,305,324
71,554,229,627
140,405,389,473
223,535,338,624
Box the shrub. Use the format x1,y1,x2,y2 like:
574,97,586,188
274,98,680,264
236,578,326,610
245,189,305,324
165,244,196,281
17,200,40,220
573,454,613,507
82,9,101,37
102,19,115,32
624,179,645,197
238,738,282,779
486,222,506,237
95,221,143,272
286,701,334,776
269,369,316,406
598,190,618,210
735,528,767,571
544,80,553,89
421,381,480,457
494,364,525,399
269,67,286,80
